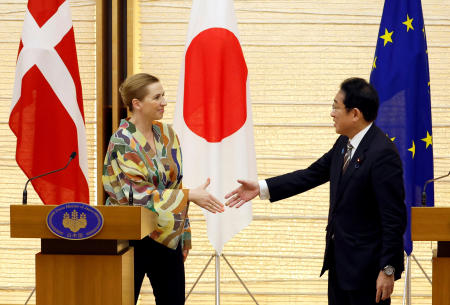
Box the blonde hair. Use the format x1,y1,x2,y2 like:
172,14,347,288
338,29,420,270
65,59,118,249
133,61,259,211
118,73,159,111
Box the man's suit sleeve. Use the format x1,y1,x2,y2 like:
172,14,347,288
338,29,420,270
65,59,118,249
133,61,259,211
266,143,336,203
371,146,407,275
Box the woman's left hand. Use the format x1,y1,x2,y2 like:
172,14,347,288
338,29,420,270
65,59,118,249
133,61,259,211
188,178,225,213
183,249,189,262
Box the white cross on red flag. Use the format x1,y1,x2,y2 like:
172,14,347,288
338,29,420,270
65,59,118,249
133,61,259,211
9,0,89,205
174,0,256,254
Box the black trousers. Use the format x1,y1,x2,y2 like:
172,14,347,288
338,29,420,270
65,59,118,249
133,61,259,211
327,241,390,305
130,236,185,305
328,265,390,305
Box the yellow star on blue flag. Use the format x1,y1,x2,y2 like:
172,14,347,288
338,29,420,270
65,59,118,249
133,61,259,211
408,140,415,158
370,0,434,255
403,14,414,32
421,131,432,148
380,28,394,46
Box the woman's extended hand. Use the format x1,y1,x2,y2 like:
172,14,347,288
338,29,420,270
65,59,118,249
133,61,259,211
189,178,224,213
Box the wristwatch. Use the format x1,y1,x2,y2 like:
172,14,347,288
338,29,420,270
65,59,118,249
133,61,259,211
382,265,395,276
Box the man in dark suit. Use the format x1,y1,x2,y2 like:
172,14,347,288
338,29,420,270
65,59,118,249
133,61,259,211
225,78,406,305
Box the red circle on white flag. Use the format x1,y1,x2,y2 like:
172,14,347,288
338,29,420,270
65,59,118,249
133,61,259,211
183,27,247,143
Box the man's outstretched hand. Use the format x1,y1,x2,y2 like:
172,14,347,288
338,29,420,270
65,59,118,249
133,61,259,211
225,179,260,208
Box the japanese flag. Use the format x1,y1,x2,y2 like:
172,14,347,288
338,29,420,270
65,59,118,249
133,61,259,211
173,0,257,254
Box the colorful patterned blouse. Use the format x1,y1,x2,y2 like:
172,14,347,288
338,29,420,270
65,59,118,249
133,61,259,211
102,119,191,250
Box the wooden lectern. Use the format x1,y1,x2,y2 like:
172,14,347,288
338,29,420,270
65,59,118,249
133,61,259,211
411,207,450,305
10,205,156,305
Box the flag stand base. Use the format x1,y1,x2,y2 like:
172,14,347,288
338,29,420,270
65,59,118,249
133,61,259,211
185,252,259,304
402,253,432,305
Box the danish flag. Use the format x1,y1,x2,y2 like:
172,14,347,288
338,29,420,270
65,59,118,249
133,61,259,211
9,0,89,205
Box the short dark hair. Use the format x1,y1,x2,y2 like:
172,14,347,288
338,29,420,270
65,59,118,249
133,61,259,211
340,77,379,122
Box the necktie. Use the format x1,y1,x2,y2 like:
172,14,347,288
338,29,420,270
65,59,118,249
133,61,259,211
342,141,353,173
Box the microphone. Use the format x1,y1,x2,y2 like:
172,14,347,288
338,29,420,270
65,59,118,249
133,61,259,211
422,171,450,206
111,152,134,206
22,152,77,205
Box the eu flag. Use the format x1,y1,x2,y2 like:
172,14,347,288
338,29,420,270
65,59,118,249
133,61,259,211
370,0,434,256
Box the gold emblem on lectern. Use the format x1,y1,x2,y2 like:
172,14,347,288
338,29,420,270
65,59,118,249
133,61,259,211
62,210,87,233
47,203,103,240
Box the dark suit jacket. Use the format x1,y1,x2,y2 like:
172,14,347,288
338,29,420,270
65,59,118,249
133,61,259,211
266,124,406,290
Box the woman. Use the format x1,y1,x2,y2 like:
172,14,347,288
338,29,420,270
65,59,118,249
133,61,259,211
103,73,224,305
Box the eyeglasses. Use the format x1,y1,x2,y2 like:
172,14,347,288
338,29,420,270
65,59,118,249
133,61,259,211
331,104,345,113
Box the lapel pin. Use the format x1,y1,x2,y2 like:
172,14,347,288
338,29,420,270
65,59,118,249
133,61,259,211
355,156,364,168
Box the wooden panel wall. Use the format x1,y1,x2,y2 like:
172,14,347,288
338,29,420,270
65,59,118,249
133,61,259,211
136,1,450,304
0,0,449,304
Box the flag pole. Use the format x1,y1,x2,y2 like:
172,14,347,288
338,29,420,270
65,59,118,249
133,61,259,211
402,255,411,305
215,251,221,305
